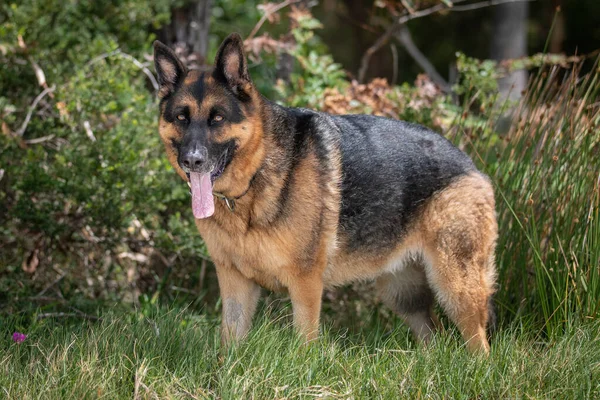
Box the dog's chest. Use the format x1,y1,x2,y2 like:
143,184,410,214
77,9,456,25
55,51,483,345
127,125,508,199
198,221,293,291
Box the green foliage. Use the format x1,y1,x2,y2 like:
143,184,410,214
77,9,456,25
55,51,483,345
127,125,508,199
454,61,600,334
275,13,348,108
454,52,500,96
0,0,205,304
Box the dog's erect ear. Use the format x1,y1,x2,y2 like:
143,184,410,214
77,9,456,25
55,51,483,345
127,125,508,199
213,33,252,98
153,41,186,98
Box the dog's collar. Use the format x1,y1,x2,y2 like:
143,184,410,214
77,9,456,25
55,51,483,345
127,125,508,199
186,175,256,213
212,191,236,212
212,175,257,212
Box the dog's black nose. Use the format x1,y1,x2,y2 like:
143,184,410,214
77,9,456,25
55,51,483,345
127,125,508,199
182,151,205,171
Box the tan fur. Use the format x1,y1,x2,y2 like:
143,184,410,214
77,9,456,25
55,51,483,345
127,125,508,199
158,120,188,181
159,73,496,353
418,173,497,353
211,112,265,198
324,173,496,352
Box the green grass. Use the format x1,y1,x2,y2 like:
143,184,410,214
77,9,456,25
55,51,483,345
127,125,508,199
2,306,599,399
456,61,600,335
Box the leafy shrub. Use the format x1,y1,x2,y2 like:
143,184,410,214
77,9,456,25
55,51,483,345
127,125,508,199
0,0,203,306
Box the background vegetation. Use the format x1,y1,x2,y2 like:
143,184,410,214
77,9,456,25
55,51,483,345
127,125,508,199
1,0,599,397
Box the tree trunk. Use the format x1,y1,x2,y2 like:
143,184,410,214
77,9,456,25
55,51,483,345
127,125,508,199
549,0,565,54
490,1,529,101
191,0,212,65
159,0,213,67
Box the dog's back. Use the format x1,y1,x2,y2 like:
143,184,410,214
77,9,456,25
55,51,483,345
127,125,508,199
332,114,478,252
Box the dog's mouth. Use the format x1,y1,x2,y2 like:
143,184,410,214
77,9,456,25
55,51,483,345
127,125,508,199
185,146,234,220
210,148,230,183
184,147,233,184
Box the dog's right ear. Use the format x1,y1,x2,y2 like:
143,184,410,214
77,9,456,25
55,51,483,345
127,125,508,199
153,41,186,98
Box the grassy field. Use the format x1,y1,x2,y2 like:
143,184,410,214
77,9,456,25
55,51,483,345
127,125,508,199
2,306,599,399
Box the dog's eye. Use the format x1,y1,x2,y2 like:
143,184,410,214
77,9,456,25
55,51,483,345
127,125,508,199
212,114,224,124
176,114,187,122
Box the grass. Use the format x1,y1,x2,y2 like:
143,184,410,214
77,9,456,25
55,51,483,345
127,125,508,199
1,306,599,399
455,60,600,334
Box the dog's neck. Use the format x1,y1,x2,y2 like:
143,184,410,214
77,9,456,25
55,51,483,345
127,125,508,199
208,95,293,225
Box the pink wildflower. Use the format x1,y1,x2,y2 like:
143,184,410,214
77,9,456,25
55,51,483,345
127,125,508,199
12,332,27,343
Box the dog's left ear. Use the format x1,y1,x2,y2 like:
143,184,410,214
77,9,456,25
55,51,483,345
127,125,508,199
153,40,187,99
213,33,252,98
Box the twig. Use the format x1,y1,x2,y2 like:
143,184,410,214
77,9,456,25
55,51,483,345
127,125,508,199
87,49,159,91
357,0,535,82
393,25,451,92
37,312,102,321
24,134,55,144
247,0,302,40
117,51,159,91
35,272,66,298
16,85,56,137
83,120,96,142
390,43,398,86
86,49,121,66
452,0,535,12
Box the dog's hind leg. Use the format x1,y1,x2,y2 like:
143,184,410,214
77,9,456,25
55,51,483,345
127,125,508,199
422,250,495,354
376,259,440,344
419,173,498,354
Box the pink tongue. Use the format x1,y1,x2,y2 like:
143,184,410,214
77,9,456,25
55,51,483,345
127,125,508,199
190,172,214,219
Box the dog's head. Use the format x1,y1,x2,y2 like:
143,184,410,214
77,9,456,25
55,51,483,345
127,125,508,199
154,34,264,219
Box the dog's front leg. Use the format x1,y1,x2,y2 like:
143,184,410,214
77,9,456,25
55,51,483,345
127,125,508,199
215,263,261,348
288,275,324,342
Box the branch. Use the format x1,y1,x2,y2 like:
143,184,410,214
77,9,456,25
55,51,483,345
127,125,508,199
24,134,55,144
16,85,56,137
34,272,66,297
117,51,159,91
357,23,402,83
358,0,470,82
451,0,535,12
357,0,535,82
393,25,451,92
18,34,52,93
247,0,302,40
87,49,159,91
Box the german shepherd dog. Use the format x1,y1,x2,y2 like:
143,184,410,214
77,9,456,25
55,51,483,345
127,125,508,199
153,34,497,353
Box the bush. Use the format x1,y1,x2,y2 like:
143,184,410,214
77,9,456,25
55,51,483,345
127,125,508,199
0,0,204,306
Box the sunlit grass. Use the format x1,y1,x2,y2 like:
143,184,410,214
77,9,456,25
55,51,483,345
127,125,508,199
1,307,599,399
